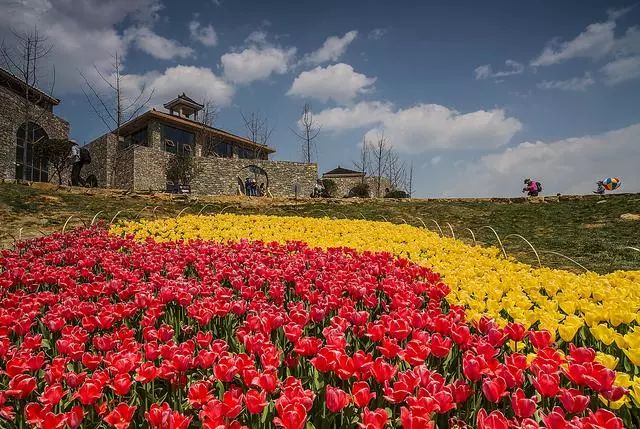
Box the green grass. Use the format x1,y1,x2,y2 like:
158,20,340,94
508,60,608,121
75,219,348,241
1,182,639,273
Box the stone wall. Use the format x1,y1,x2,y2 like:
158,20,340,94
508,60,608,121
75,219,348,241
0,85,69,181
191,157,318,197
114,146,135,190
132,146,168,191
324,175,392,197
83,133,118,187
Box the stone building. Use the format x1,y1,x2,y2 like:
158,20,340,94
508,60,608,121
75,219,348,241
84,94,318,197
322,166,391,197
0,67,69,183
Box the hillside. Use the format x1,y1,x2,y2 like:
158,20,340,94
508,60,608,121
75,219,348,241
1,182,638,273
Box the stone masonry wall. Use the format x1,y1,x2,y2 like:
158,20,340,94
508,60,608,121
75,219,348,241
324,175,392,197
83,133,118,187
192,157,318,197
0,85,69,181
124,144,318,197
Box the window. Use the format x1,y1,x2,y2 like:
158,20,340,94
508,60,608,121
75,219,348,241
204,140,234,158
161,124,194,156
237,146,258,159
15,122,49,182
122,127,148,149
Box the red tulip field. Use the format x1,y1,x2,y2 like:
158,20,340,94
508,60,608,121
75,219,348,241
0,227,635,428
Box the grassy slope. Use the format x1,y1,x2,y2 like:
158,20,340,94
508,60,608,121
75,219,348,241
1,182,638,273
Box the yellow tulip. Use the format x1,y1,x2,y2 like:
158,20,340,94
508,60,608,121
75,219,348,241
595,352,619,370
558,315,582,342
623,348,640,366
590,324,616,346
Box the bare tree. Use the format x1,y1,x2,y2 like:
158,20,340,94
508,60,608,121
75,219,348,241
80,52,152,140
1,27,56,179
290,103,321,164
386,148,407,192
241,110,273,159
352,136,371,184
198,99,226,157
371,132,389,197
80,52,153,186
408,162,414,198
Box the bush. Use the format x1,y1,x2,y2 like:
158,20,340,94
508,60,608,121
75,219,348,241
321,179,337,198
348,182,370,198
166,154,200,186
384,189,409,198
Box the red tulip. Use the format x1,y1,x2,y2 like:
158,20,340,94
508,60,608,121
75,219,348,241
558,388,590,414
371,358,397,384
462,353,484,381
482,377,508,403
505,323,527,342
273,402,307,429
510,388,536,418
476,409,509,429
582,409,624,429
187,381,213,409
351,381,376,408
38,383,65,406
400,405,435,429
103,403,137,429
76,380,103,405
532,372,560,397
67,405,84,429
222,388,244,419
528,330,553,350
325,385,351,413
5,374,37,400
111,373,133,396
358,408,388,429
246,389,268,414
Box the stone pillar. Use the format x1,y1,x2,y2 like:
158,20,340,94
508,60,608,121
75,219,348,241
148,120,162,149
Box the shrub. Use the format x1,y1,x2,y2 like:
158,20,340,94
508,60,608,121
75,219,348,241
348,182,370,198
384,189,409,198
321,179,337,197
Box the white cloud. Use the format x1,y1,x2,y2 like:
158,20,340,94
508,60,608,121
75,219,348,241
303,31,358,65
309,101,392,130
221,45,296,84
125,27,194,60
529,8,638,67
314,101,522,152
474,60,524,80
537,73,595,91
122,65,235,107
602,56,640,85
431,156,442,165
287,63,376,104
189,21,218,47
0,0,163,94
443,123,640,197
245,31,269,45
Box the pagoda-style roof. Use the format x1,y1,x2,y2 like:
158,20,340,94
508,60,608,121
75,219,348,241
116,109,276,154
0,67,60,108
323,166,364,177
163,93,204,111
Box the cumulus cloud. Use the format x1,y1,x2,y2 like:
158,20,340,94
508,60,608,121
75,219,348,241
442,123,640,197
537,73,595,91
121,65,235,107
287,63,376,104
125,27,194,60
220,34,296,84
303,31,358,65
189,20,218,47
602,56,640,85
314,101,522,152
474,60,524,80
0,0,162,94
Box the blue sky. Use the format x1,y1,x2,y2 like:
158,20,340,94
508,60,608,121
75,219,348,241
2,0,639,196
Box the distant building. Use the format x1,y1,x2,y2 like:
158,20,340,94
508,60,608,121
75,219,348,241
0,67,69,183
322,166,390,197
84,94,317,197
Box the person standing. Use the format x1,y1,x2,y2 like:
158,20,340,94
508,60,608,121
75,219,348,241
522,178,541,196
69,140,82,186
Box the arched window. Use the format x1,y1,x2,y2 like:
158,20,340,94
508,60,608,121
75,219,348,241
15,122,49,182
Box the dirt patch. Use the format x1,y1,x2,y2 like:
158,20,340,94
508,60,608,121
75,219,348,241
620,213,640,221
583,223,606,229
